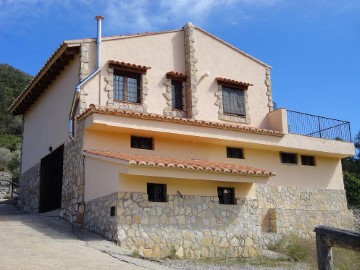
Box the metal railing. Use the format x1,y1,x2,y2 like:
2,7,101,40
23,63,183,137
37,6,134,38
287,110,351,142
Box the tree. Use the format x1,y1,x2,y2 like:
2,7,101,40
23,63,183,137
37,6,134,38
342,131,360,208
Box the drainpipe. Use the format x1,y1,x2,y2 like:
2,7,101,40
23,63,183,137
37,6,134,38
68,15,104,140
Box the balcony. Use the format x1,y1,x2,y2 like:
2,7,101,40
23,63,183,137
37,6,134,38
287,110,352,142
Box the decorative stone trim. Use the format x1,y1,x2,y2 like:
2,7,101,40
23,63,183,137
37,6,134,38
79,43,90,113
265,67,273,111
104,67,148,113
163,78,187,118
60,120,85,228
18,162,41,213
183,22,199,119
215,84,250,124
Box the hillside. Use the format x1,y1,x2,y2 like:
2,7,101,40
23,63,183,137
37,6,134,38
0,64,32,175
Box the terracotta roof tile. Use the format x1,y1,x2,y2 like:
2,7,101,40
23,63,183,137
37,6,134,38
84,150,276,177
166,71,187,81
77,104,284,137
216,77,253,89
108,60,150,73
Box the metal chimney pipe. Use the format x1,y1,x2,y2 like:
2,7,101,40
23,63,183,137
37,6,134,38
95,15,104,69
68,15,104,140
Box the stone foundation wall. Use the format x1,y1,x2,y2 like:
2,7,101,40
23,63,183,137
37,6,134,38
84,192,118,241
257,185,355,238
60,120,85,228
18,163,40,213
116,192,260,258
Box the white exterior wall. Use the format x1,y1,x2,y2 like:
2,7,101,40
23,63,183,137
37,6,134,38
21,55,80,172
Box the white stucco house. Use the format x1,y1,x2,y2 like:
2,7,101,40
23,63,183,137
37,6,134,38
9,17,355,258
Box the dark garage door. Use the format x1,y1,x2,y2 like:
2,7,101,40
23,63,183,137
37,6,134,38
39,144,64,213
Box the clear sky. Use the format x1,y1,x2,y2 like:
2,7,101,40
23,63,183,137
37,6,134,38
1,0,359,138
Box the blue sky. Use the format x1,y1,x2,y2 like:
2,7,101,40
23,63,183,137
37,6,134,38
1,0,359,138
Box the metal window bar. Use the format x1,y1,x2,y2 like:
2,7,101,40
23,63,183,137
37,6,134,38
287,110,351,142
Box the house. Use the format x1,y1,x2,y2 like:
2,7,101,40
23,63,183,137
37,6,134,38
9,17,355,258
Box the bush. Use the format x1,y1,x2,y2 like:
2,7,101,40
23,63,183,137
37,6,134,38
343,172,360,208
0,147,12,171
267,235,310,262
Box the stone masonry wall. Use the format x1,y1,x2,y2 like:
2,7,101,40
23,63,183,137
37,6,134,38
116,192,260,258
18,162,40,213
60,120,85,228
257,185,355,239
84,192,118,241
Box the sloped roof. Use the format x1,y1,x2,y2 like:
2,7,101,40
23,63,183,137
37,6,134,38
8,42,81,115
84,149,276,177
78,104,284,137
8,23,270,116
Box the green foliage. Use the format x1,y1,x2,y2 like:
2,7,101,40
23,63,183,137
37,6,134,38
0,134,21,152
343,172,360,208
0,147,12,171
267,235,309,262
342,130,360,208
0,64,32,135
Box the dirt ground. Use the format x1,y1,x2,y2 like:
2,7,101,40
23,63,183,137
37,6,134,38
0,200,169,270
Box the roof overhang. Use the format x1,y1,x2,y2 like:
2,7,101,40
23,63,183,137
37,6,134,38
8,42,81,115
83,150,274,183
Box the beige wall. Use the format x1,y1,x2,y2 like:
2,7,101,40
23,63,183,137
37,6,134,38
21,55,80,172
193,29,270,128
84,154,256,202
84,129,345,190
84,31,185,115
82,28,271,128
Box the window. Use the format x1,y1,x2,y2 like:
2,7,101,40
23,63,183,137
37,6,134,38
217,187,235,205
147,183,167,202
301,155,316,166
280,152,298,164
131,136,153,150
110,206,116,217
114,71,141,103
222,86,246,116
226,147,244,159
171,80,183,110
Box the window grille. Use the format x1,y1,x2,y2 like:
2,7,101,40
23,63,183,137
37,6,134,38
171,80,183,110
114,71,141,103
217,187,235,205
301,155,316,166
280,152,298,164
226,147,244,159
131,136,153,150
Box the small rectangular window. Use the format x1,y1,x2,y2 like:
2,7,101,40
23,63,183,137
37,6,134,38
217,187,235,205
222,86,246,116
226,147,244,159
280,152,297,164
301,155,316,166
131,136,153,150
110,206,116,217
171,80,183,110
147,183,167,202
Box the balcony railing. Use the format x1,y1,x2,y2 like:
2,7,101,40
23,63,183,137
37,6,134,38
287,110,352,142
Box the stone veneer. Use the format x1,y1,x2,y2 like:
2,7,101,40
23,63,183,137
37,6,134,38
104,68,149,112
18,162,40,213
60,120,85,228
79,43,90,112
184,22,199,119
215,84,250,124
84,184,354,259
163,78,187,118
257,185,355,238
265,67,274,111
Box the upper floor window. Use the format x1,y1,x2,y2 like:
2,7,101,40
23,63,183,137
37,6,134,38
226,147,244,159
222,86,246,116
171,80,183,110
131,135,153,150
217,187,235,205
114,71,141,103
280,152,297,164
301,155,316,166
